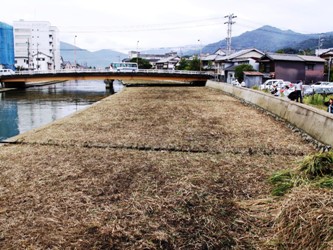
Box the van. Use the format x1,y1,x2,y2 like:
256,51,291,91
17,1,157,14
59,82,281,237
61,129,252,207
0,69,15,76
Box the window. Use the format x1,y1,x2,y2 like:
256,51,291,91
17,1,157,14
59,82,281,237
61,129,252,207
306,64,315,70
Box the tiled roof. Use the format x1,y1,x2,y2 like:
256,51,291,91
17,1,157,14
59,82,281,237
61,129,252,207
298,55,326,62
265,53,303,61
265,53,325,63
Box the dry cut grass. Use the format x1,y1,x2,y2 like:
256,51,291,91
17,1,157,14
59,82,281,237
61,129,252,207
0,86,318,249
269,187,333,249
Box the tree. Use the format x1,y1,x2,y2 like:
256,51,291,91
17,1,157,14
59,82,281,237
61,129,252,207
276,47,299,54
234,64,255,82
176,58,189,70
129,58,152,69
188,56,200,71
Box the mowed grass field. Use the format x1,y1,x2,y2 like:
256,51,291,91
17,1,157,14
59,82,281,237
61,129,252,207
0,87,317,249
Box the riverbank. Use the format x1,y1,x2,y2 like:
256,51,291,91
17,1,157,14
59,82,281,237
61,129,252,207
0,80,67,92
0,87,16,93
0,86,320,248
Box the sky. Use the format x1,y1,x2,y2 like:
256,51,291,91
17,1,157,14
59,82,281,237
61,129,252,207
1,0,332,53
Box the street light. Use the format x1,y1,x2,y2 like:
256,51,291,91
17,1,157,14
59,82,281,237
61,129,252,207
74,35,77,68
136,40,139,65
198,39,202,72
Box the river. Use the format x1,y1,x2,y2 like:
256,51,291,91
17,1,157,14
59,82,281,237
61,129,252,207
0,80,123,141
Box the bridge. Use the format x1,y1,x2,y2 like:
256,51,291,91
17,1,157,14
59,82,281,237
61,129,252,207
0,69,214,90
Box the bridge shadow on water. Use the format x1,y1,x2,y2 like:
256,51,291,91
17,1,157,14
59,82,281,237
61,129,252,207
124,82,207,88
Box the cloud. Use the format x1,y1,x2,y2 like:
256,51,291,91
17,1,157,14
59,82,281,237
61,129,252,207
2,0,333,52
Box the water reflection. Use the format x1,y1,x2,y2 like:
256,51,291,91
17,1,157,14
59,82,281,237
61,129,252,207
0,80,122,141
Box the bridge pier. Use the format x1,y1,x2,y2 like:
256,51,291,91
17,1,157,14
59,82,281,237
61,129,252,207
104,79,115,94
190,80,207,86
4,81,26,89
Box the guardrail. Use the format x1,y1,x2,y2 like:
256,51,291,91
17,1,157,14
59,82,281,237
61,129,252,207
13,69,214,76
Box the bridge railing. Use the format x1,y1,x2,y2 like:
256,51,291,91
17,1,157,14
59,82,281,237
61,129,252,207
14,69,214,76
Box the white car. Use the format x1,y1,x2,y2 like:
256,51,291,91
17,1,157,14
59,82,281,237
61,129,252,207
306,81,333,95
260,79,284,90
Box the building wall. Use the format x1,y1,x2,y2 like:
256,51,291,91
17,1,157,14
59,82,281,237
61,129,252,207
13,20,60,70
50,26,61,70
244,75,262,88
275,61,304,82
0,22,15,70
305,63,324,84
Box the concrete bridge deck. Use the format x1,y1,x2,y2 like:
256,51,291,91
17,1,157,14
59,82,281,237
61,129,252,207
0,69,213,88
0,86,316,248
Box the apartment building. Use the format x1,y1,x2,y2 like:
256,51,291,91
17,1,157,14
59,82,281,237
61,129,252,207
0,21,15,70
13,20,61,70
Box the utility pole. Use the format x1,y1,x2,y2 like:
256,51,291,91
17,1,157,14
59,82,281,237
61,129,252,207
36,43,39,70
328,57,332,82
224,14,237,56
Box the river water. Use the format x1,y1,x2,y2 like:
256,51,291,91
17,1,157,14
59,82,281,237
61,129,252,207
0,80,123,141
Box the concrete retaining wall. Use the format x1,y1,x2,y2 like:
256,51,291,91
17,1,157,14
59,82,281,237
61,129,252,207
206,80,333,146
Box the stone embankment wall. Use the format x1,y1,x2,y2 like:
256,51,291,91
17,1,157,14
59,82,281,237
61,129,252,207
206,80,333,147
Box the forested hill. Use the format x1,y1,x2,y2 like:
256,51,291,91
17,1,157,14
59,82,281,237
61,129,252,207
202,25,333,53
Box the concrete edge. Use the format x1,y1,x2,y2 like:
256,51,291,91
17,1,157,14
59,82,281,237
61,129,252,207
206,80,333,147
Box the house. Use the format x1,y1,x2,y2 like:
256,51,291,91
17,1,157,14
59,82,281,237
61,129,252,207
318,48,333,61
216,48,264,83
259,53,326,84
126,51,179,69
201,54,225,73
155,56,180,70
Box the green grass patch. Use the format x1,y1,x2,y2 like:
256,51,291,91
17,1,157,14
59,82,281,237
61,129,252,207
303,94,333,111
269,169,296,196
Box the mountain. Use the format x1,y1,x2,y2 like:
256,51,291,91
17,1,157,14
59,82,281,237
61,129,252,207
202,25,332,54
60,42,127,68
293,34,333,50
60,25,333,66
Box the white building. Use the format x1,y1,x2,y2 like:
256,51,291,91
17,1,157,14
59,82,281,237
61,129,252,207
13,20,61,71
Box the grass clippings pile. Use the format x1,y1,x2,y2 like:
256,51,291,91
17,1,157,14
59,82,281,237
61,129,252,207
270,151,333,196
270,187,333,250
268,151,333,249
0,86,317,249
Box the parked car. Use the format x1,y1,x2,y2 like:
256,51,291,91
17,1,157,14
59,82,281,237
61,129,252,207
305,81,333,95
260,79,284,90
